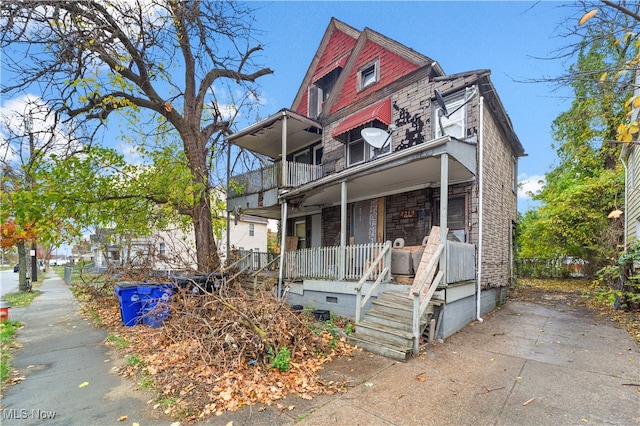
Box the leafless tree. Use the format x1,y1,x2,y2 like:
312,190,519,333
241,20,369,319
1,0,273,272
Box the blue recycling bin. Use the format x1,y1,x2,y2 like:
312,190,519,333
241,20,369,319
138,284,176,327
114,282,141,326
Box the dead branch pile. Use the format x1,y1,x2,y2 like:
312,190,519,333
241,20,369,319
83,278,354,421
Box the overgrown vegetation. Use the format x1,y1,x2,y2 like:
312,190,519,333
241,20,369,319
593,244,640,311
74,271,353,422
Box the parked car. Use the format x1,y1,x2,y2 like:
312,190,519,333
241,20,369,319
13,264,18,272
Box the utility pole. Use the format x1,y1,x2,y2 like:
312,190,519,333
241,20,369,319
25,112,37,283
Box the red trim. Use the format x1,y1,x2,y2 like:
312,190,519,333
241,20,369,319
332,98,391,137
312,54,349,82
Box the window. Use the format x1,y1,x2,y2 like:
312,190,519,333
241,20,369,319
434,91,466,139
249,223,255,236
345,123,391,167
295,220,306,249
358,59,379,91
159,243,166,256
293,149,311,164
308,67,341,119
314,145,323,165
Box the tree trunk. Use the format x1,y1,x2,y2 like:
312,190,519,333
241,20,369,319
193,195,220,273
183,130,220,273
17,241,28,292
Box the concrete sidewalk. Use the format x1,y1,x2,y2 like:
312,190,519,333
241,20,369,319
0,272,170,425
1,273,639,425
206,294,640,425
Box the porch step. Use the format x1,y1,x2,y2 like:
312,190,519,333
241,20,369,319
349,291,436,362
347,334,412,362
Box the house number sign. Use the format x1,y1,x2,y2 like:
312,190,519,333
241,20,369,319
399,210,416,218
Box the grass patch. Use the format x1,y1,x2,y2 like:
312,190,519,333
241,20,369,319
125,354,143,367
106,333,130,349
3,290,42,308
0,320,22,382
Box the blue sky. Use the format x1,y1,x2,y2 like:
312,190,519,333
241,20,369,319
1,1,582,215
247,1,581,211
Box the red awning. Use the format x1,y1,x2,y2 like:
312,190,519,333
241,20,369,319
332,98,392,137
312,54,349,82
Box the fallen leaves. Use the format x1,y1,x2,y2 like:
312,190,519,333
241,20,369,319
82,280,354,422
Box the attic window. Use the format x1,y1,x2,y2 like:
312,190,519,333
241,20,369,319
434,90,466,139
308,67,342,119
358,59,379,91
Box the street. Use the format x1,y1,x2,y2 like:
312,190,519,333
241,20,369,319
0,269,20,299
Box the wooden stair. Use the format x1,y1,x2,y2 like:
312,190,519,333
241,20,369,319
348,291,441,361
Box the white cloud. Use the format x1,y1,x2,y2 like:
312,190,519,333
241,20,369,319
0,94,81,164
518,174,545,200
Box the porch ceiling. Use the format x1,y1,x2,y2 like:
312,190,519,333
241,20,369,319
227,109,322,159
283,136,477,217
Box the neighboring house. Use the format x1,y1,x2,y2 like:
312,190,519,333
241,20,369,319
620,70,640,247
227,19,524,359
91,215,269,274
219,214,270,268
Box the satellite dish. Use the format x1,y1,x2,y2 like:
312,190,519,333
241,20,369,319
361,127,390,149
434,89,448,117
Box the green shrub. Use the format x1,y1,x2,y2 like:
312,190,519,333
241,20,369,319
270,347,291,372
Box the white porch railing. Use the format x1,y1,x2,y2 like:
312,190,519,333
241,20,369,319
229,161,323,196
283,242,390,281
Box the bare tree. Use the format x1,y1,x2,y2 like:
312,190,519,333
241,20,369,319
1,1,273,272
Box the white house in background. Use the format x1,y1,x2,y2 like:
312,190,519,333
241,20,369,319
219,214,270,262
91,215,269,274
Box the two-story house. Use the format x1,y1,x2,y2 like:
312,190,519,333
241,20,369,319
226,19,524,360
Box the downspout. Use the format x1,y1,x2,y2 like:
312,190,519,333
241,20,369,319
340,180,347,280
277,112,288,299
476,95,485,323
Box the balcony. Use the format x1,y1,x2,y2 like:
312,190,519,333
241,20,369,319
228,161,324,212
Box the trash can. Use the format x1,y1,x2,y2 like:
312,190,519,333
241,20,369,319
114,282,141,326
138,283,176,327
174,273,227,294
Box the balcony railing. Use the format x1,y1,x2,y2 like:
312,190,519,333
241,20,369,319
229,161,323,196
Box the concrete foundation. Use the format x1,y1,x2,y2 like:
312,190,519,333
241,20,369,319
284,278,509,340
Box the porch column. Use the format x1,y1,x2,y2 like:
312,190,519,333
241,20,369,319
277,200,288,300
281,113,288,186
440,153,448,282
340,180,347,280
277,113,289,299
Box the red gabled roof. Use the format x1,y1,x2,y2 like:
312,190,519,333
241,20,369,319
328,36,422,115
291,19,436,118
332,98,391,137
291,19,360,115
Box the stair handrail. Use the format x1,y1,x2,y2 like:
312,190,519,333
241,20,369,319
355,241,392,323
411,242,445,354
251,254,281,292
224,251,253,285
